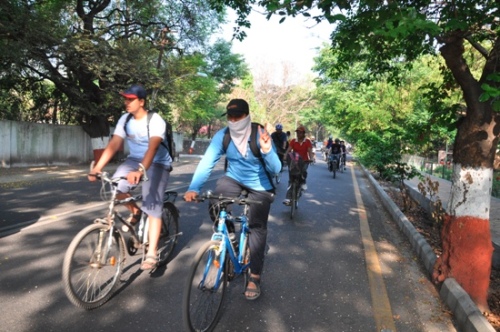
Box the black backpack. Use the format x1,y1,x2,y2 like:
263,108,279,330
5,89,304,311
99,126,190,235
123,111,175,160
222,122,275,189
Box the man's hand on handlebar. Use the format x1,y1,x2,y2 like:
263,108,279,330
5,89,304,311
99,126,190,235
126,171,143,185
88,166,102,182
184,191,199,202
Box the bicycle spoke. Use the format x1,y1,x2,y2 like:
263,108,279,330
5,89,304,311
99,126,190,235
157,202,179,267
62,224,124,309
184,241,227,332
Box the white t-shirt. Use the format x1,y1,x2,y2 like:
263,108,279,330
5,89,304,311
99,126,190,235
114,112,172,165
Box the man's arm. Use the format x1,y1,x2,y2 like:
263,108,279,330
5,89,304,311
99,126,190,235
89,135,123,181
184,129,225,201
307,140,314,161
284,139,294,155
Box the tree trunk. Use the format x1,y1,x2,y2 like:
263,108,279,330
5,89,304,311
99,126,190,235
80,115,110,138
432,166,494,313
431,35,499,313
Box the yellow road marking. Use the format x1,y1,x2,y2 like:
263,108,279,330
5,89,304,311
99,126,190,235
350,167,396,332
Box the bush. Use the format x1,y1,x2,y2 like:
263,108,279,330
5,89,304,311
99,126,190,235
355,132,402,177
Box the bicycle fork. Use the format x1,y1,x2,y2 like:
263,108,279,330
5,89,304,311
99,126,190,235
90,224,117,268
200,241,226,291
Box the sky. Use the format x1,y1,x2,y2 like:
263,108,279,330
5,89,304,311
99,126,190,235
219,8,334,84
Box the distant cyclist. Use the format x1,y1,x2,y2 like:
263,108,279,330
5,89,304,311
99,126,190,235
328,138,342,171
283,125,314,205
271,123,288,170
339,140,347,170
324,136,334,161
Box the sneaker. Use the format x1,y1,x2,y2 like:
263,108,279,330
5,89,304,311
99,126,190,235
283,199,291,206
301,183,308,190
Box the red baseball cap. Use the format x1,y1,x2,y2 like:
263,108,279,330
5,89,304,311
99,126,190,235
120,85,147,99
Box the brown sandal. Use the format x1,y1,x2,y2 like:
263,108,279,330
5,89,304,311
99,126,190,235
245,276,261,300
140,255,158,270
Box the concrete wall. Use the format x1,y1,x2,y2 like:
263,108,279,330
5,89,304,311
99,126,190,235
0,121,11,168
0,120,188,168
1,120,93,168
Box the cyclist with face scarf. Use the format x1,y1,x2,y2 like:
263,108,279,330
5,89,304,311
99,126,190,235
184,98,281,301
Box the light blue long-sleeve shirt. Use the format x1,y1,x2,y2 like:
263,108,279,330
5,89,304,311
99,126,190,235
187,127,282,193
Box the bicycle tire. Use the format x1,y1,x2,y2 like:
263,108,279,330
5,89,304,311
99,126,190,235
333,161,337,179
157,202,179,267
62,223,125,310
290,182,297,219
183,240,228,332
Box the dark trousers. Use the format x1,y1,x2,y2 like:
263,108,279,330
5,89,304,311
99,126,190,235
209,176,275,275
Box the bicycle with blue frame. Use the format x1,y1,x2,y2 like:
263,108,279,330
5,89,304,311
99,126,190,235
182,190,261,332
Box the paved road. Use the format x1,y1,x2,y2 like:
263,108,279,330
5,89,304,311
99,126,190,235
0,155,457,332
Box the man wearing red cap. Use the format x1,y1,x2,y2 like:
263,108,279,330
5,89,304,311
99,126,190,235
283,125,314,205
184,98,281,300
89,84,173,271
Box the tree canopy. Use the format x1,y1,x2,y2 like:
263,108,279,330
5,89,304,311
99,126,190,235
0,0,242,138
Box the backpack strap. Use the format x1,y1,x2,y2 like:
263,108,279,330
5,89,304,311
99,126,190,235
123,113,133,136
222,122,275,189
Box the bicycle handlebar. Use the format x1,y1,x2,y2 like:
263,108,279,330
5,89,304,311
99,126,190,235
88,171,148,184
190,191,262,206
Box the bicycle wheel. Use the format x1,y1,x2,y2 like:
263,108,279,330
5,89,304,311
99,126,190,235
333,161,337,179
290,182,297,219
157,202,179,267
62,223,125,309
183,240,228,332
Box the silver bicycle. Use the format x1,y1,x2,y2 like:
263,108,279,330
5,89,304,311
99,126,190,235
62,171,181,309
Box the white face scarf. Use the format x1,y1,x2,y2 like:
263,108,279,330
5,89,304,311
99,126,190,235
227,115,252,157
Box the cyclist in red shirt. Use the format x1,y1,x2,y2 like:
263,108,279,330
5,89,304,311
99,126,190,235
283,125,314,205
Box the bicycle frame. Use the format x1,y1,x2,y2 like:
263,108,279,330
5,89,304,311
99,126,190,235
94,173,178,257
63,171,180,310
202,204,250,291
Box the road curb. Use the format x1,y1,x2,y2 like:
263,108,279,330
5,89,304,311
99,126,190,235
361,165,495,332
